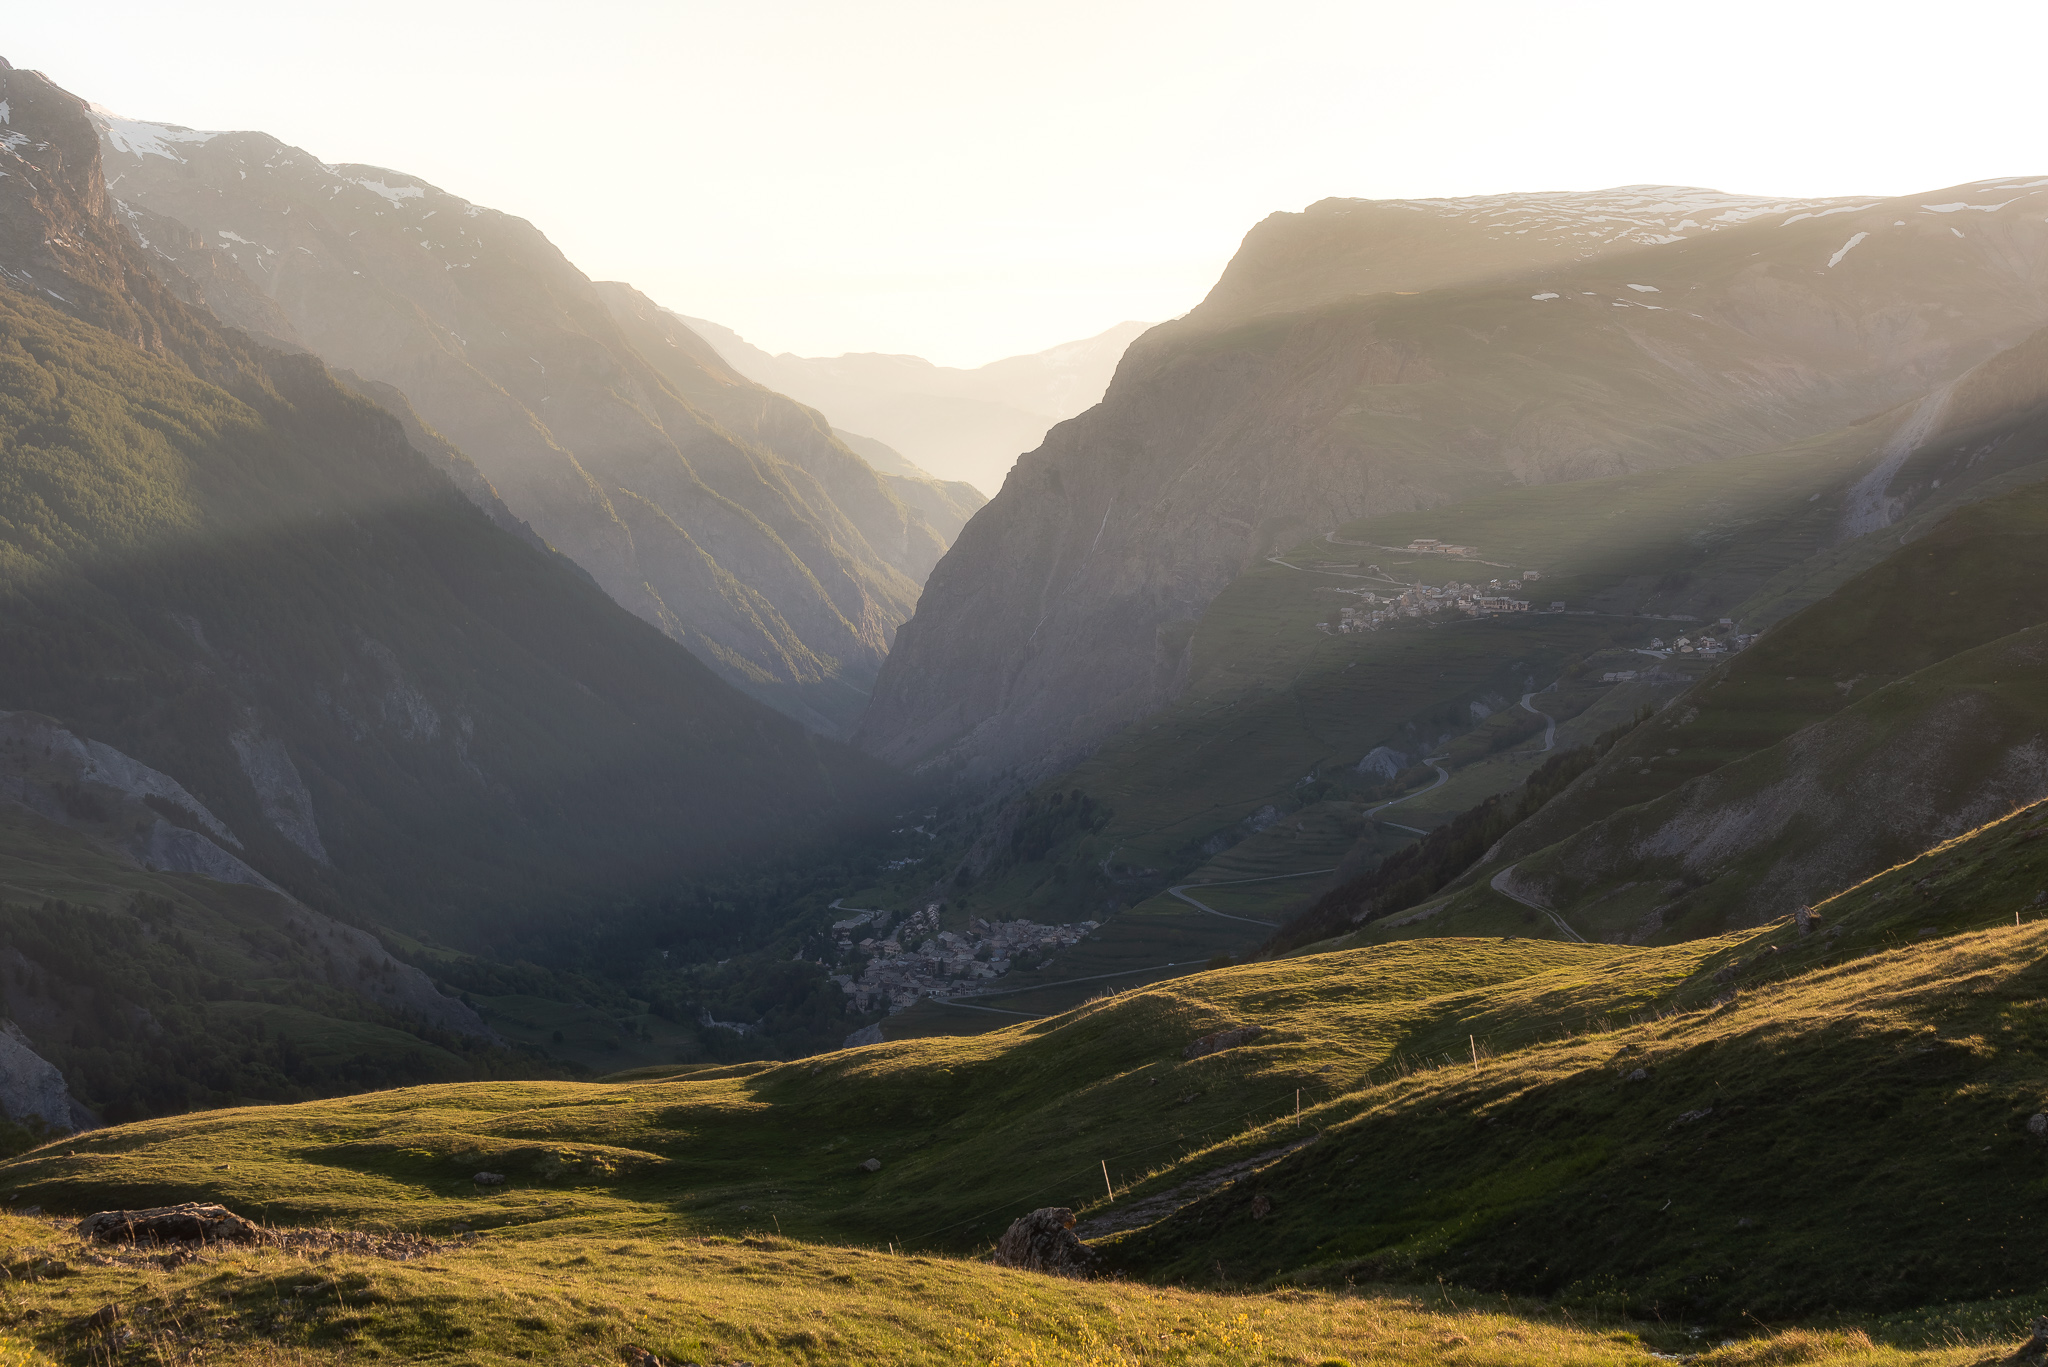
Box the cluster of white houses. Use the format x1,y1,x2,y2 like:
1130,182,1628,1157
1601,621,1758,680
828,904,1099,1015
1324,571,1553,633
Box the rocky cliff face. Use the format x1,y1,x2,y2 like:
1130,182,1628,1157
93,114,948,735
0,1023,91,1133
860,181,2048,780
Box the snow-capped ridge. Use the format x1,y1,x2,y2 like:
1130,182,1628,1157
96,114,222,163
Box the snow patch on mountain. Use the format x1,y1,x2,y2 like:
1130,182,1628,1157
98,116,220,163
1374,185,1856,251
352,176,425,207
1828,232,1869,268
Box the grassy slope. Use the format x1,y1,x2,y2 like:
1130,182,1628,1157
13,888,2048,1331
5,828,2048,1361
0,1216,1940,1367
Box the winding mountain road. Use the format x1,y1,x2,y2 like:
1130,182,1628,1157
1519,692,1556,752
1367,756,1449,824
1167,869,1336,927
1488,863,1587,943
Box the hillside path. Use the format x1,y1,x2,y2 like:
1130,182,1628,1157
1489,863,1587,943
1519,692,1557,752
1366,757,1449,831
1167,869,1335,928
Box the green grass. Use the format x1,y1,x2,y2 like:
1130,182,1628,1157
0,939,1655,1248
3,854,2048,1358
3,1213,1955,1367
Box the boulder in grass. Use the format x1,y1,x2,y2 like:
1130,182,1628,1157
1181,1024,1262,1060
992,1206,1099,1278
75,1202,263,1245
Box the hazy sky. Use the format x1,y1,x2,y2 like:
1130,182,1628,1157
11,1,2046,366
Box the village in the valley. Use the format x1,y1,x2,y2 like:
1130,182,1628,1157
1318,538,1554,634
826,903,1101,1015
1317,538,1762,673
1600,620,1758,681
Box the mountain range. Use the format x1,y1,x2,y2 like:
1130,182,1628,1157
93,110,983,735
0,57,901,1116
14,42,2048,1365
863,180,2048,781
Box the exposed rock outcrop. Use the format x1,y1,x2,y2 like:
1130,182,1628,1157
0,1021,92,1132
75,1203,262,1245
1182,1024,1263,1060
992,1207,1099,1277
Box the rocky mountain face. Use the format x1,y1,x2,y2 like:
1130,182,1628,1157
0,58,892,948
93,113,954,736
684,317,1152,497
861,180,2048,781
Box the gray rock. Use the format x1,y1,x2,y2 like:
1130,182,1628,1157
860,1158,882,1173
473,1171,505,1186
2028,1113,2047,1138
1356,746,1408,779
843,1023,886,1048
1182,1024,1263,1061
228,722,328,863
992,1207,1100,1277
75,1202,262,1245
0,711,241,846
0,1021,92,1132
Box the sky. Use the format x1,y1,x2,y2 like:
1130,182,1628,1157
11,0,2047,367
